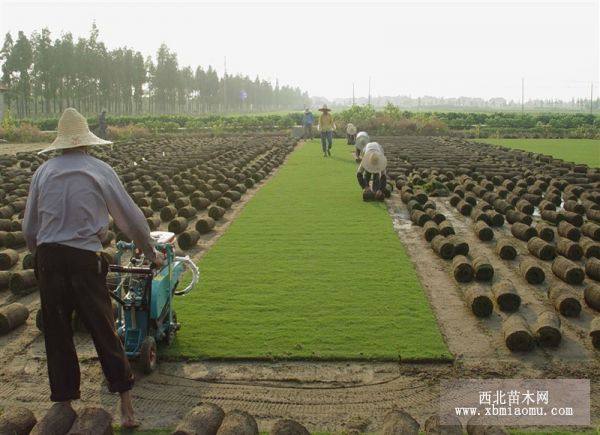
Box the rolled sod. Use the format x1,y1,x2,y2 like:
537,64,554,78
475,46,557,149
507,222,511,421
151,197,169,211
4,231,25,248
519,258,545,284
506,209,533,225
217,410,258,435
0,249,19,270
581,238,600,259
541,210,565,225
516,199,534,215
591,317,600,349
527,237,556,261
511,222,536,242
452,255,473,283
438,220,455,236
465,287,493,318
548,286,582,317
168,217,189,234
0,271,11,290
216,197,233,210
583,284,600,311
0,218,11,231
382,410,419,435
192,197,211,211
196,217,216,235
448,235,469,256
472,256,494,281
431,235,454,260
473,221,494,242
424,414,462,435
423,221,439,242
557,221,581,242
449,195,461,207
208,206,226,221
555,238,583,261
22,253,34,270
178,206,198,219
9,270,37,295
410,209,430,226
535,223,555,242
139,206,154,218
456,200,472,216
491,281,521,312
426,209,445,224
551,256,584,285
160,205,178,222
581,221,600,241
0,406,37,435
563,211,583,227
67,407,112,435
146,216,161,231
178,230,201,250
0,303,29,335
173,403,225,435
486,210,504,227
495,238,517,260
270,419,310,435
533,309,562,348
585,257,600,281
174,197,191,209
502,313,534,352
30,402,77,435
206,190,222,201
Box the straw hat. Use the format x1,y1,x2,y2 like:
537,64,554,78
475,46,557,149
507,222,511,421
39,108,112,154
355,131,370,151
362,142,387,173
318,104,331,112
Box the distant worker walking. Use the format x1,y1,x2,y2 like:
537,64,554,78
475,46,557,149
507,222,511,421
354,131,370,161
346,123,357,145
98,109,108,139
357,142,389,201
302,108,314,140
318,104,336,157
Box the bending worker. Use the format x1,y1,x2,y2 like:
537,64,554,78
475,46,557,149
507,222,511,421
357,141,389,201
346,123,357,145
354,131,370,161
302,108,314,140
23,108,163,428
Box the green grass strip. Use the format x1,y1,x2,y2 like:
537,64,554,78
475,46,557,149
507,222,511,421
165,139,450,361
474,138,600,168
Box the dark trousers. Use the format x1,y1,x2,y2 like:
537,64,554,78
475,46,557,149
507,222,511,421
357,172,387,191
347,134,356,145
36,243,134,402
320,131,333,155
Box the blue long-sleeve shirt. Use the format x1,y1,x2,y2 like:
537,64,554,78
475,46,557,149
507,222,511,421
23,151,155,259
302,112,314,126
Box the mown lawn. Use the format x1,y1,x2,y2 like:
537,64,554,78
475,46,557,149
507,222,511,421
165,139,449,361
475,138,600,168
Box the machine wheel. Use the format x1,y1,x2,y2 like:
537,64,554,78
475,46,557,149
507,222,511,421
165,311,178,346
140,336,158,374
36,309,44,333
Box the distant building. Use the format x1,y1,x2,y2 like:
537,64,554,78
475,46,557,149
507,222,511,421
0,84,7,121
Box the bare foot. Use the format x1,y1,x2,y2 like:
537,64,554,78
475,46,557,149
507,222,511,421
120,390,139,429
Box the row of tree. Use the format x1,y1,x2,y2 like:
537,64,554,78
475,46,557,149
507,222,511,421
0,24,310,118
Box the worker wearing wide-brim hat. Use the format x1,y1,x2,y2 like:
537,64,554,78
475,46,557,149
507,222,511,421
357,142,389,201
354,131,370,161
346,123,357,145
317,104,336,157
23,108,163,428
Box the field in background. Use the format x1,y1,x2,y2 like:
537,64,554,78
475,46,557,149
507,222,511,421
475,138,600,167
165,139,450,361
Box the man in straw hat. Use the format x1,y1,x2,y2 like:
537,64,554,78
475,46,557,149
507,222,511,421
23,108,163,428
317,104,336,157
356,141,389,201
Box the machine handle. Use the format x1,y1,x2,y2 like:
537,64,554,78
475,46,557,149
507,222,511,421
173,256,200,296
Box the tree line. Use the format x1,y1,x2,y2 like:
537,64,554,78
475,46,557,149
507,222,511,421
0,24,310,119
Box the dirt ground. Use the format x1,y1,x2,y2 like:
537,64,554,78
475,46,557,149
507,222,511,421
0,142,45,155
0,143,598,433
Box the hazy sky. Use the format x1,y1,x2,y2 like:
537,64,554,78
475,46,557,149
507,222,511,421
1,0,598,101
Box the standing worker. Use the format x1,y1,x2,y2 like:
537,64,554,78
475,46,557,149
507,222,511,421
356,141,389,201
23,108,164,428
354,131,370,162
98,109,108,139
318,104,336,157
302,108,314,140
346,123,357,145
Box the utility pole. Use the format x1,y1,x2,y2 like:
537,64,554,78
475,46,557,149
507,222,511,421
223,56,227,113
368,77,371,106
591,82,594,114
521,77,524,115
352,82,355,106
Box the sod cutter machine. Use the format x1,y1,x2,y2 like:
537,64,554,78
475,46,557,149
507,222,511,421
109,231,199,373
